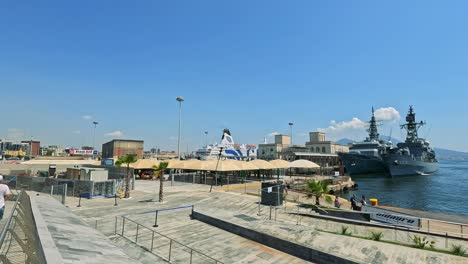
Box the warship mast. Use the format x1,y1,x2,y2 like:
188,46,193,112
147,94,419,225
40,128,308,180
400,105,425,143
366,107,380,141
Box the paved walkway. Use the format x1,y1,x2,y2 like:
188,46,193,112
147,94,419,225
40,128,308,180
65,181,467,264
32,192,141,264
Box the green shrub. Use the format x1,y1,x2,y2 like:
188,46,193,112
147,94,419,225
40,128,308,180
412,235,435,249
325,195,333,204
369,231,383,241
341,226,352,236
450,244,466,256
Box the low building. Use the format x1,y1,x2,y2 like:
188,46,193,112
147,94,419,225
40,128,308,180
21,140,41,156
258,135,291,160
305,132,349,154
102,139,144,160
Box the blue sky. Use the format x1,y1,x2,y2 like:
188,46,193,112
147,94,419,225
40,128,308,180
1,1,468,151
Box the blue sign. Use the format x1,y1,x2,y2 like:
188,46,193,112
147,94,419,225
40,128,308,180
101,159,114,167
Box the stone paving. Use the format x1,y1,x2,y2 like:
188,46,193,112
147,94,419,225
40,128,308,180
66,181,467,264
31,192,141,264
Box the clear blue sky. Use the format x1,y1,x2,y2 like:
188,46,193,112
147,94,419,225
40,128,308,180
1,1,468,151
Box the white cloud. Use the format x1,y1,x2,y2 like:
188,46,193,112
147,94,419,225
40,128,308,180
267,132,280,137
317,107,401,141
318,118,368,140
374,107,400,122
82,115,93,120
105,130,124,137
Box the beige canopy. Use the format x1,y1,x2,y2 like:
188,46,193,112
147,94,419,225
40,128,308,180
289,159,320,169
166,159,264,171
128,159,162,169
248,159,274,170
269,159,290,169
231,160,259,171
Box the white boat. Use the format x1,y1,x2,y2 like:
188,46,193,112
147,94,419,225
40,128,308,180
194,129,257,160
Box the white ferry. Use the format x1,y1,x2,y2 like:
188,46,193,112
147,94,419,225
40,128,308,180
194,129,257,160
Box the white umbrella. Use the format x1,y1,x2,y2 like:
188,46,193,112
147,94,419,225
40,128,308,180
289,159,320,169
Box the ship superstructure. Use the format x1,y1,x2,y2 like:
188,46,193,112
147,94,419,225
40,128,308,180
338,108,392,175
386,106,438,176
194,129,257,160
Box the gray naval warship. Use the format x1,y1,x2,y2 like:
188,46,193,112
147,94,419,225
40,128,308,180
387,106,438,176
338,108,392,175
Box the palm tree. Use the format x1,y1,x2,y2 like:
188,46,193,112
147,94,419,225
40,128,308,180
153,162,169,202
305,180,329,206
115,154,137,198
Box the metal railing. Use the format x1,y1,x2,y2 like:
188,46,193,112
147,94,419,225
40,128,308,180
0,190,47,263
115,213,223,264
84,205,225,263
51,184,67,205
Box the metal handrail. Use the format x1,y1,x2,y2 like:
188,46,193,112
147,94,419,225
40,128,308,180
121,215,223,263
0,190,23,247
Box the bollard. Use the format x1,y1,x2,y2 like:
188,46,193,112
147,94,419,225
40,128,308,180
153,211,159,227
114,193,118,206
168,240,173,261
77,194,82,207
135,224,139,243
269,206,272,220
445,233,448,248
150,231,155,251
114,217,118,235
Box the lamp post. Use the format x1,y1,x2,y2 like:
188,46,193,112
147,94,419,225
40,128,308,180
289,122,294,146
176,96,184,160
204,131,208,147
92,121,98,159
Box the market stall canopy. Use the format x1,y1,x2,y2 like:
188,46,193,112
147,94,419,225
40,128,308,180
248,159,274,170
289,159,320,169
167,159,202,170
128,159,162,169
232,160,259,171
201,159,242,171
269,159,290,169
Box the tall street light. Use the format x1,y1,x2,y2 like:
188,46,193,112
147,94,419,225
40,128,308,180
93,121,98,159
176,96,184,159
289,122,294,146
204,131,208,147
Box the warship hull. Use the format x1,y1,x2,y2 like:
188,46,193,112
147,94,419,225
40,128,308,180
339,153,388,175
388,156,439,176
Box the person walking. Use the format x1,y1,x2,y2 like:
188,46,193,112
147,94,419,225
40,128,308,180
361,195,367,207
334,195,341,208
350,194,358,211
0,175,12,221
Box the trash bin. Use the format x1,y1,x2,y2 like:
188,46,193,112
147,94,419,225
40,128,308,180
369,198,378,206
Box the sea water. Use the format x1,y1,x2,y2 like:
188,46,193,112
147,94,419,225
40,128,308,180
345,160,468,216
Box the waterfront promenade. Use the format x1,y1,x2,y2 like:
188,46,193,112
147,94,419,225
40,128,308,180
1,179,467,263
64,180,466,263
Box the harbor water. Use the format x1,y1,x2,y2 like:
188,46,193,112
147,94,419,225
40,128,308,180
345,160,468,217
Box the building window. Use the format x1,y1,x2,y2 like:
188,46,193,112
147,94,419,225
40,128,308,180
316,147,320,153
322,147,326,153
270,148,274,152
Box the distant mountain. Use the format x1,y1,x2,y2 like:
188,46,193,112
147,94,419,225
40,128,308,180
434,148,468,161
336,138,468,161
336,138,354,145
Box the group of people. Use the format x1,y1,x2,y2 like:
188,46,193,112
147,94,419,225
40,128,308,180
333,194,367,211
